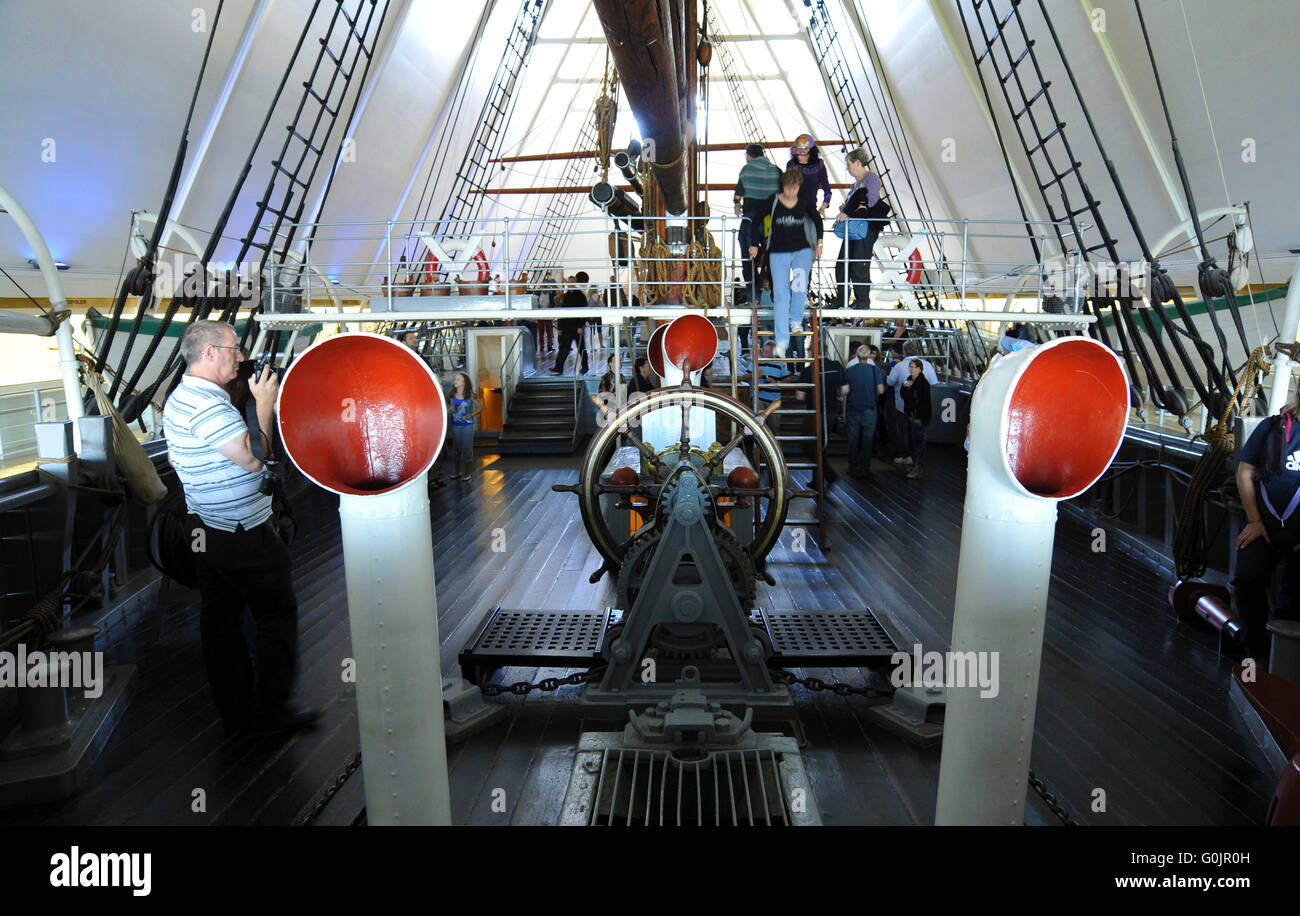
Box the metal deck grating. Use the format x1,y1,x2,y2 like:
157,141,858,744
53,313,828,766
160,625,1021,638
590,747,788,826
559,733,821,826
477,610,609,653
458,607,614,680
755,609,900,665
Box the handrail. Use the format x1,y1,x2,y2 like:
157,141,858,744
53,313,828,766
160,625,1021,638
501,328,526,427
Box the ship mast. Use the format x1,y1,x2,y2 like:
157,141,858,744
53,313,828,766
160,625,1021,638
592,0,701,302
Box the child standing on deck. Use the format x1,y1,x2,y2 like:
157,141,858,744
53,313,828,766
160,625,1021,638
449,372,482,482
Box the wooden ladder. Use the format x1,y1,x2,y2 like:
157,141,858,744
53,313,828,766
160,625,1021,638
750,303,827,548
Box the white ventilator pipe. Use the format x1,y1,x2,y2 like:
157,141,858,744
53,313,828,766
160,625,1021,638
935,336,1129,825
644,315,719,448
1267,253,1300,415
0,181,84,443
277,333,451,825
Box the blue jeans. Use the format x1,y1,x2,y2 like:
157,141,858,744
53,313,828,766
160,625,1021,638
452,424,475,473
908,418,927,466
769,247,813,351
845,409,878,473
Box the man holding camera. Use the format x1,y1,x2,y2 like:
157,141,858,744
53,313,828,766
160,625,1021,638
163,321,316,737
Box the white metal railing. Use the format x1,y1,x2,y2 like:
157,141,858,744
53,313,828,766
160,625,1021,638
0,382,66,469
256,213,1101,330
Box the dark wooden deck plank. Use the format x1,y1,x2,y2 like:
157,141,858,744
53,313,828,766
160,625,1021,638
1,444,1280,827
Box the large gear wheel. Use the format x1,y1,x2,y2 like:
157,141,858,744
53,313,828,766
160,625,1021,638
616,517,756,612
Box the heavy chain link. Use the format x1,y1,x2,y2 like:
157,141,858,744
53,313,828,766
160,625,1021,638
769,668,895,699
1028,768,1081,826
295,750,362,826
479,669,605,697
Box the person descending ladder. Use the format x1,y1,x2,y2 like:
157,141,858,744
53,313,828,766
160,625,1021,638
751,303,827,547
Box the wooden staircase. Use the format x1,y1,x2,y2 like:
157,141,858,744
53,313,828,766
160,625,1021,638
496,377,582,454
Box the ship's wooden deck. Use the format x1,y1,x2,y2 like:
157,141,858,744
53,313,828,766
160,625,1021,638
0,443,1278,826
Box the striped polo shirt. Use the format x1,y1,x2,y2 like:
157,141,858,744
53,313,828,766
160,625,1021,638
163,375,271,532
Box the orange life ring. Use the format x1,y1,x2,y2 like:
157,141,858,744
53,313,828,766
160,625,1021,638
421,251,440,284
906,249,923,285
473,250,490,283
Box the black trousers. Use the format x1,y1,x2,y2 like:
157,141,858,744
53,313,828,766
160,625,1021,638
835,226,882,308
1232,529,1300,661
553,327,588,373
191,516,299,730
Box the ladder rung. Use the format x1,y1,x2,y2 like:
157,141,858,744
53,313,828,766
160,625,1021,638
304,83,338,118
271,159,311,189
998,43,1034,84
1026,123,1064,156
319,39,354,81
776,435,818,442
256,200,291,221
289,128,323,156
339,8,372,53
1012,84,1050,120
1040,166,1078,191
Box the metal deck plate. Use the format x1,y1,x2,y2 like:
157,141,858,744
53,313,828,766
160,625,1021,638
459,605,902,682
459,607,614,680
559,733,821,826
754,608,900,666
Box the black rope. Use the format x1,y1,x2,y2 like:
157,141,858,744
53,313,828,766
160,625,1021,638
281,0,396,352
1136,0,1252,381
0,265,55,321
1173,437,1232,580
1031,0,1205,413
406,2,497,252
103,0,226,399
127,0,332,418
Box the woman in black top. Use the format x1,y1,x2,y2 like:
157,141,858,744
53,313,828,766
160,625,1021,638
901,359,931,479
747,168,823,359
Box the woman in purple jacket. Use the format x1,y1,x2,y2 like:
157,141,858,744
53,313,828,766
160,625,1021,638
786,134,833,217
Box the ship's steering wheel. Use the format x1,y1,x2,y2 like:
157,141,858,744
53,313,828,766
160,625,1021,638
553,383,792,578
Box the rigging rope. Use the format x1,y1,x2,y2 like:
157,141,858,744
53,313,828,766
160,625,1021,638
1176,0,1235,209
683,232,722,309
594,52,617,181
1174,346,1270,579
99,0,226,396
125,0,331,418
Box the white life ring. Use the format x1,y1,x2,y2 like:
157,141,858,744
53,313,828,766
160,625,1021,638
418,234,491,284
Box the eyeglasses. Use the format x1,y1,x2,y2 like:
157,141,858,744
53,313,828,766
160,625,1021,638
211,345,244,354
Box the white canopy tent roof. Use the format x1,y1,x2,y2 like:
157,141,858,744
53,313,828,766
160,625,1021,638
1,0,1296,301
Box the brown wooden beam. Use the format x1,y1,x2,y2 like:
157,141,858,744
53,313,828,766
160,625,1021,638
480,182,852,195
489,139,854,165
